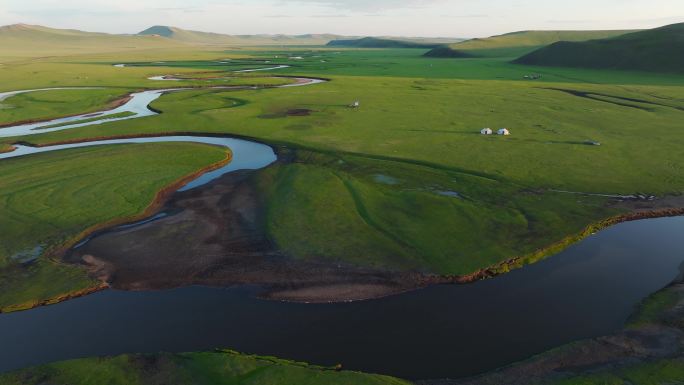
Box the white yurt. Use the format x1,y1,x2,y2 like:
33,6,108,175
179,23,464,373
497,128,510,136
481,128,493,135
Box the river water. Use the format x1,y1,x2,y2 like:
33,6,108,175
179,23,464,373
0,215,682,380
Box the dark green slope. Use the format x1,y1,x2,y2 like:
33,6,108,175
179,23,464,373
327,37,440,49
424,30,635,58
514,23,684,73
423,46,475,58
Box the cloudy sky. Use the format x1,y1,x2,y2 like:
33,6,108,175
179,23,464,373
1,0,682,38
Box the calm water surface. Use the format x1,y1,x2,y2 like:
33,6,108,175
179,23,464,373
1,216,683,380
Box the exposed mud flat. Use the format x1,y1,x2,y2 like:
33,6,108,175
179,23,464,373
64,161,684,304
66,168,425,303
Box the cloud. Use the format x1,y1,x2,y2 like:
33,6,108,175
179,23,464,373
284,0,447,12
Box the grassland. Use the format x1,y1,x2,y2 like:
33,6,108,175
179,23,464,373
138,48,684,85
0,349,410,385
0,37,682,308
0,24,186,59
0,88,131,125
0,23,683,384
0,143,229,311
3,73,682,277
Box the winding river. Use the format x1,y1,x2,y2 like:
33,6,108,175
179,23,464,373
0,77,324,138
0,136,277,190
0,216,683,380
1,74,684,380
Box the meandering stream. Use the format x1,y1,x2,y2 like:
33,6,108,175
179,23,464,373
0,136,277,190
0,77,324,138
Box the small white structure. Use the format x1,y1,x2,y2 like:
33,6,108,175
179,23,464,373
350,100,360,108
497,128,510,136
481,128,493,135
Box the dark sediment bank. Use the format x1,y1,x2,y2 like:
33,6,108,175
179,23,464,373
0,140,232,314
66,168,426,303
65,144,684,303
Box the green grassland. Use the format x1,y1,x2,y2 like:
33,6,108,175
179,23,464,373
0,38,682,308
0,88,131,125
0,23,683,383
515,23,684,73
20,74,684,194
0,24,187,60
0,143,229,311
128,48,684,86
4,72,682,276
0,349,410,385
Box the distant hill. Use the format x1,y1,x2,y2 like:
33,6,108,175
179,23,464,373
326,37,456,49
423,46,475,58
138,25,344,45
514,23,684,73
0,24,182,57
424,30,636,58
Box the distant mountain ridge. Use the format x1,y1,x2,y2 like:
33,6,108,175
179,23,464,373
424,29,637,58
327,36,463,49
137,25,346,45
514,23,684,73
0,23,461,54
0,24,183,57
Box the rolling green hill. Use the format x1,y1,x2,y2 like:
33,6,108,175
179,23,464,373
514,23,684,73
138,25,343,45
424,29,636,58
327,37,454,49
0,24,183,58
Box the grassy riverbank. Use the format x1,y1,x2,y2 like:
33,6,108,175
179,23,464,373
441,279,684,385
0,350,410,385
0,142,230,312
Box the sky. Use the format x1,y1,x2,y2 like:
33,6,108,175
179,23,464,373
1,0,683,38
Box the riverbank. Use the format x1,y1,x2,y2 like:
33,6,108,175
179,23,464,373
0,140,234,314
0,349,411,385
2,135,682,311
450,197,684,285
425,273,684,385
3,215,684,379
63,142,684,304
